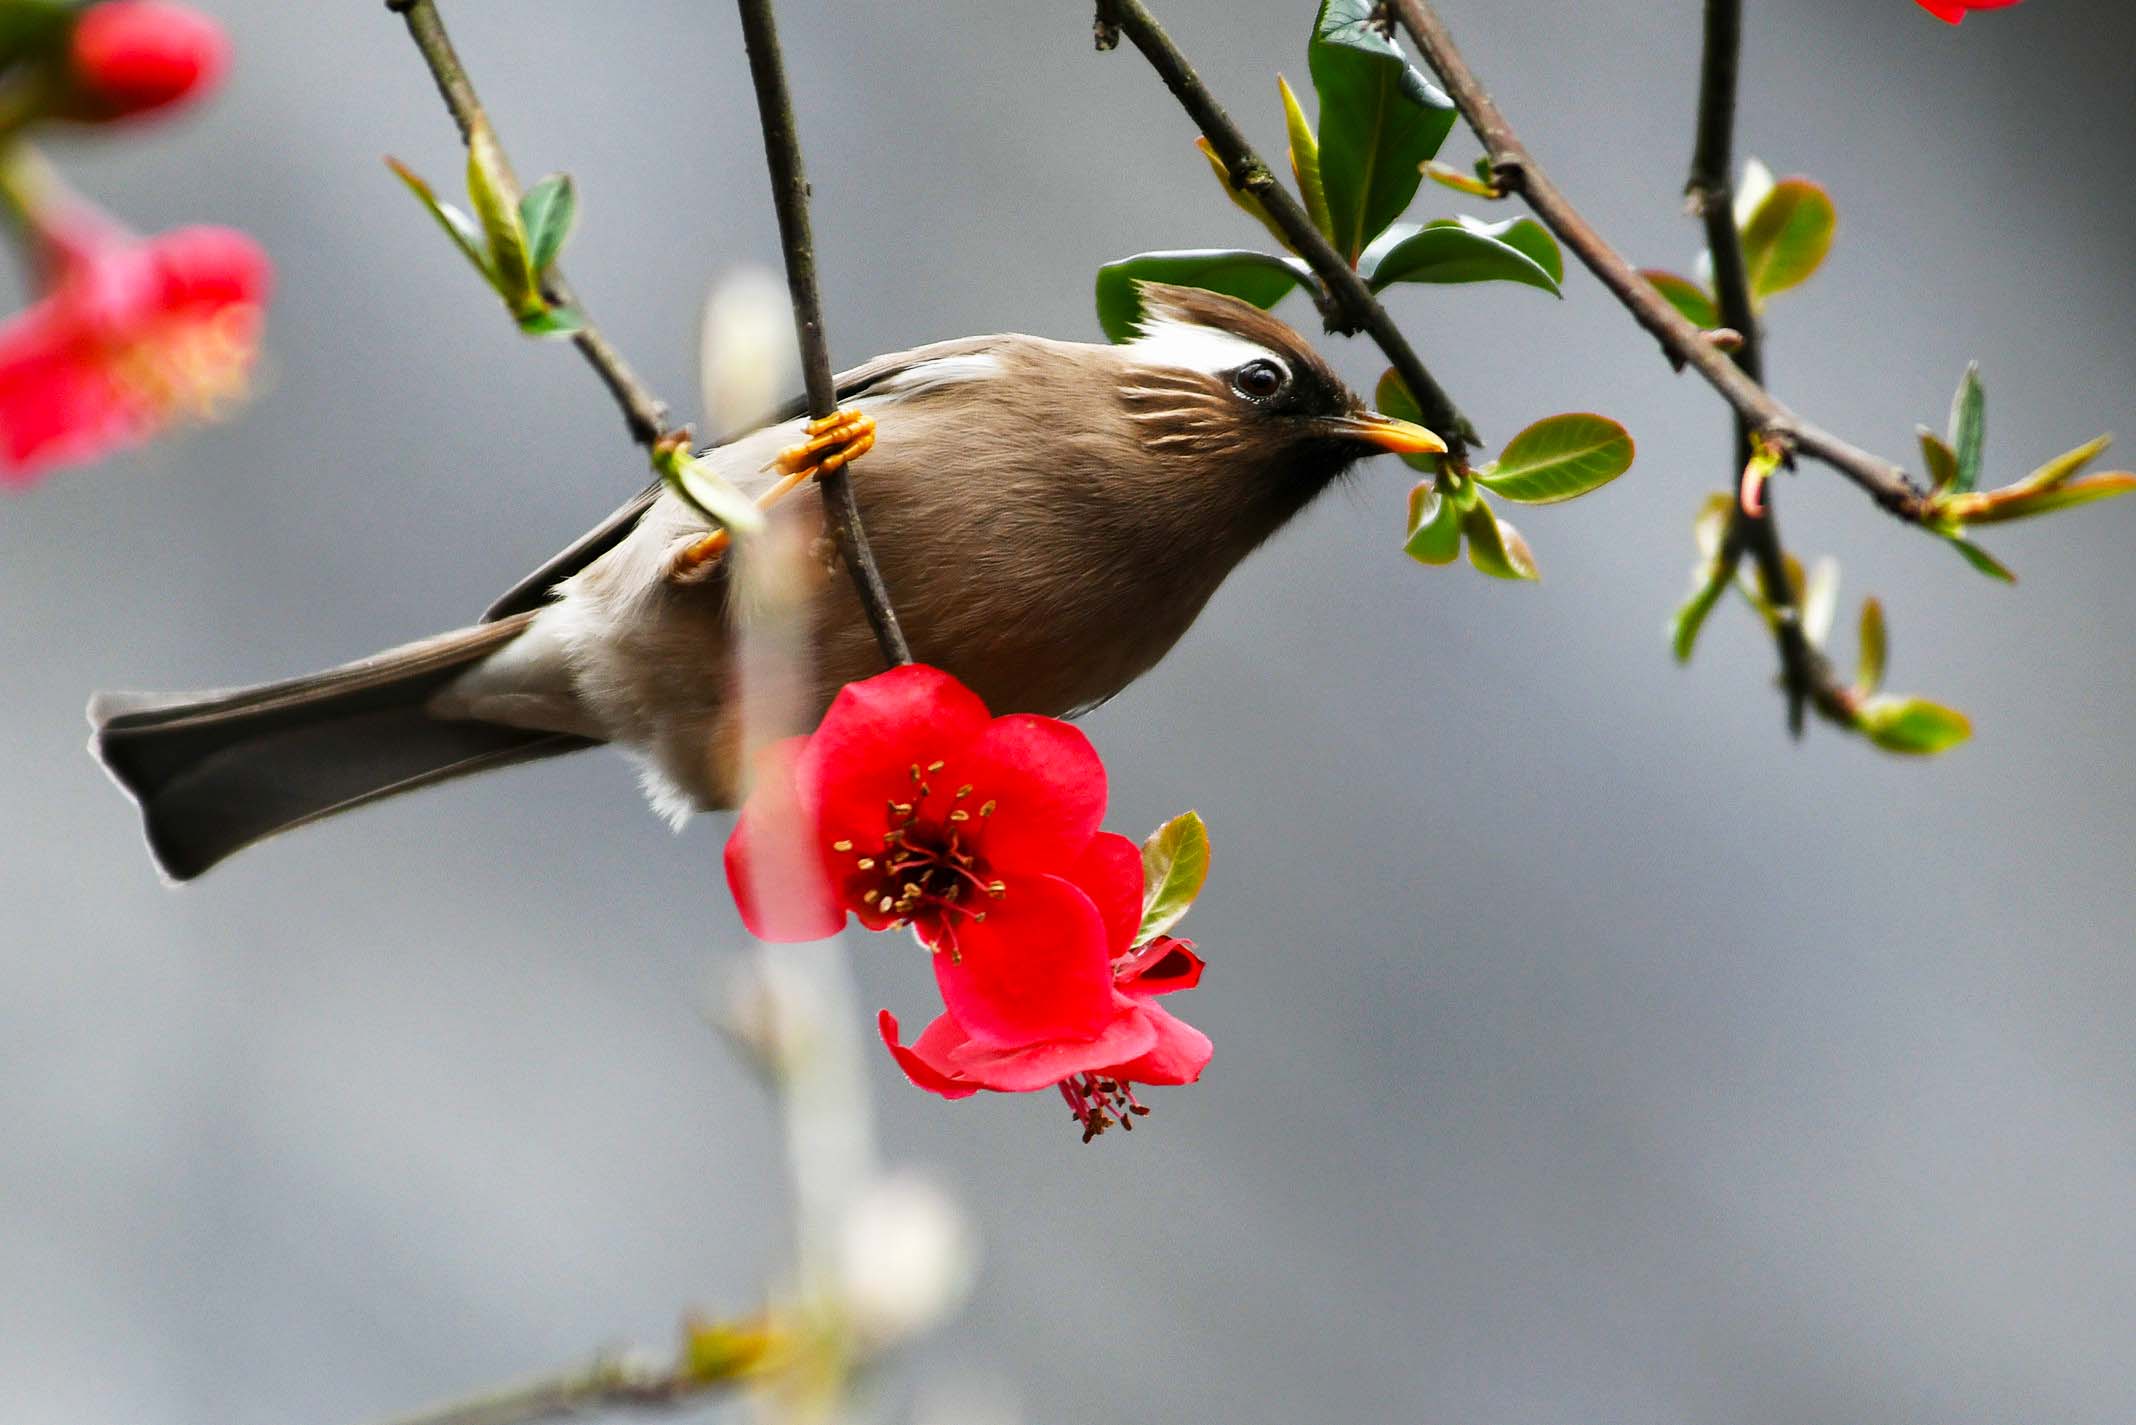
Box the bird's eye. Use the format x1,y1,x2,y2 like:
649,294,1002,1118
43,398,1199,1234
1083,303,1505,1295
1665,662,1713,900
1232,359,1288,401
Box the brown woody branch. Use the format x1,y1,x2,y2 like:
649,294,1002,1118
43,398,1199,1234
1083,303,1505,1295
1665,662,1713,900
385,0,672,449
734,0,912,665
1686,0,1836,734
1386,0,1933,525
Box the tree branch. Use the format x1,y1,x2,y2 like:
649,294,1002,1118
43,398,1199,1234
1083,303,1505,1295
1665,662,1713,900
735,0,913,666
1386,0,1933,524
385,0,670,448
1686,0,1827,734
1097,0,1479,459
362,1347,750,1425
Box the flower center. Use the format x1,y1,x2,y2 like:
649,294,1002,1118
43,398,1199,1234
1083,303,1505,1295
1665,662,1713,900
1058,1074,1150,1143
827,760,1001,956
107,301,260,424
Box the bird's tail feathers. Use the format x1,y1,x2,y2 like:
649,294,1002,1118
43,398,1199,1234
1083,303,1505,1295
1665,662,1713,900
89,612,596,882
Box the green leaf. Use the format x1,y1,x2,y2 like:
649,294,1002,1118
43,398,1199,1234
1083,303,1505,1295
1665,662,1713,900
1966,471,2136,523
1094,249,1316,344
1916,426,1959,493
518,172,578,274
0,4,77,53
1857,696,1972,756
1939,529,2016,583
516,304,585,338
1855,597,1887,695
1193,137,1297,254
465,114,538,317
386,157,493,284
1278,75,1333,243
1945,432,2119,519
2013,434,2111,493
1309,0,1457,263
1946,362,1985,495
1472,413,1634,504
663,452,767,537
1642,269,1720,329
1460,494,1539,580
1404,481,1461,564
1739,176,1836,305
1372,367,1446,475
1361,218,1560,295
1692,492,1734,560
1670,565,1731,663
1138,811,1211,943
1486,215,1564,285
1422,159,1502,199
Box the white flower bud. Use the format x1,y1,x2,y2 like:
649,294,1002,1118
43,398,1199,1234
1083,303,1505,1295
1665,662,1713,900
837,1172,977,1352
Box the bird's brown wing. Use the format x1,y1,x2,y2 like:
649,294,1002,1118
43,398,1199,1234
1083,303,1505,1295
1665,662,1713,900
482,335,1009,622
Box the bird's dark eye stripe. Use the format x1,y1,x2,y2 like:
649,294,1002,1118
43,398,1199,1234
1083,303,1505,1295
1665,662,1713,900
1233,359,1288,399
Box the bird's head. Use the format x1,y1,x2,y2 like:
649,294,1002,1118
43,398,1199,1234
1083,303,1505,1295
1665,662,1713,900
1116,282,1445,526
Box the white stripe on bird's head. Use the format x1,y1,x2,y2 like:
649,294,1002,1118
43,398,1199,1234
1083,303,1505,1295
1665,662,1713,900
1126,317,1290,383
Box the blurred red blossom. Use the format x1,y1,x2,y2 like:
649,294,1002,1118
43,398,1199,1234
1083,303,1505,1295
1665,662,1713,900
1915,0,2021,22
727,664,1138,1048
880,936,1214,1141
0,211,269,482
61,1,229,122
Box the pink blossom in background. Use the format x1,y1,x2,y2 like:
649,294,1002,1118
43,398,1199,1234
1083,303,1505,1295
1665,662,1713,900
0,218,270,483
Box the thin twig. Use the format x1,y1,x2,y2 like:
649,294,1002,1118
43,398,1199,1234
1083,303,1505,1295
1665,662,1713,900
735,0,913,666
1687,0,1825,734
364,1349,743,1425
1386,0,1932,523
1098,0,1478,458
385,0,671,448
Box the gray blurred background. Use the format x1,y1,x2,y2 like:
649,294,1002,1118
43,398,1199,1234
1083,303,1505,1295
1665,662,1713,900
4,2,2133,1421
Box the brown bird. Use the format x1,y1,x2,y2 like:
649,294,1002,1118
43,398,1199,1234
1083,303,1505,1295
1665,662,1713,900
89,284,1444,880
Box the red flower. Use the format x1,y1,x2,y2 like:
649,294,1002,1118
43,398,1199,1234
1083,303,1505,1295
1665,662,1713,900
0,216,269,483
726,665,1143,1048
66,1,229,121
1914,0,2021,22
879,936,1214,1141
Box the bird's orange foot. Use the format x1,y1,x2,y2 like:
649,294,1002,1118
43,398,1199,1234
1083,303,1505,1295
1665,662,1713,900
666,526,732,584
770,408,876,482
665,411,876,586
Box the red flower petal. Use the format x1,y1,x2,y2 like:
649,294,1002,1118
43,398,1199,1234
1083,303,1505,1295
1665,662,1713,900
69,1,229,118
142,225,270,308
1108,1001,1212,1086
931,872,1116,1047
1071,830,1145,958
0,308,134,478
1915,0,2019,19
797,665,991,850
945,1004,1158,1093
1117,935,1205,997
0,223,269,482
724,736,845,941
955,714,1106,872
877,1009,978,1099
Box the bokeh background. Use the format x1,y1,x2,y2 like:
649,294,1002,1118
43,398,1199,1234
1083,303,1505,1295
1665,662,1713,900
4,2,2133,1421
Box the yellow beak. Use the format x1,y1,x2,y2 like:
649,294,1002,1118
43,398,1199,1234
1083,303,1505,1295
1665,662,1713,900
1330,410,1448,456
